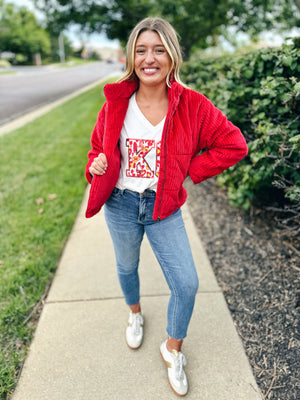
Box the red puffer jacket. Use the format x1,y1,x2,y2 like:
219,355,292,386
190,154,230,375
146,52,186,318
85,78,248,220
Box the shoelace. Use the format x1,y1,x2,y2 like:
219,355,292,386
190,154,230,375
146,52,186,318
132,313,143,335
174,351,186,380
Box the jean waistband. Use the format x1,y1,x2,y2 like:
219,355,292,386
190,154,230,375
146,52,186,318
113,187,156,198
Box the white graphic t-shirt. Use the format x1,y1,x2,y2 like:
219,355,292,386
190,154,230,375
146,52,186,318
116,92,165,193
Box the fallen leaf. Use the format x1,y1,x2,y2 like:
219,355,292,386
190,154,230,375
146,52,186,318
36,198,44,205
48,193,57,200
38,208,44,214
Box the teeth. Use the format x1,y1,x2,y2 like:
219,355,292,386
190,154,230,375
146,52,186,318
144,68,156,73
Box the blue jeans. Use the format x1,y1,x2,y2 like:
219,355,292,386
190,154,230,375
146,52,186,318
104,188,199,340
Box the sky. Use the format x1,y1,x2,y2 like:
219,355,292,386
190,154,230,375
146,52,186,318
10,0,120,48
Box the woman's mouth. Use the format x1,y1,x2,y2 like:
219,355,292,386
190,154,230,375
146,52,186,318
142,68,158,74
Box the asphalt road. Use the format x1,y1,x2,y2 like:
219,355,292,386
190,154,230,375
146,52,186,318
0,61,120,126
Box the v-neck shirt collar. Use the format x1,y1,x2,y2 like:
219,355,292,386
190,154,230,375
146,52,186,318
132,92,166,131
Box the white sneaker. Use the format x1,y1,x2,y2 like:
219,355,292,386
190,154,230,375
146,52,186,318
160,340,188,397
126,311,144,349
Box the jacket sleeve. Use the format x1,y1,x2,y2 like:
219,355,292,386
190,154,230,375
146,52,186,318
85,103,107,184
188,96,248,184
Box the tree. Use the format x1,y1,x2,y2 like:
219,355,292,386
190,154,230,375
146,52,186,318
33,0,153,46
157,0,300,58
0,1,51,63
152,0,233,58
33,0,232,57
32,0,300,59
228,0,300,35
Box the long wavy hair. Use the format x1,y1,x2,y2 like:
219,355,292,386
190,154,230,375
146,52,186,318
118,17,187,88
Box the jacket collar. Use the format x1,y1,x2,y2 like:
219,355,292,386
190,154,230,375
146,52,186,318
104,78,138,101
104,78,184,104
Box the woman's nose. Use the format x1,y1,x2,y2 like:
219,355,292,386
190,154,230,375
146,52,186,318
145,51,155,63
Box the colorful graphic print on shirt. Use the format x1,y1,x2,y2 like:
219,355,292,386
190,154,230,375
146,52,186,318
126,138,161,178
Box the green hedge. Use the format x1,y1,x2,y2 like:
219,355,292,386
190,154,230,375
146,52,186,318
182,40,300,227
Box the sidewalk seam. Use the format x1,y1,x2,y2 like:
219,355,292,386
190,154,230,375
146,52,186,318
45,290,223,305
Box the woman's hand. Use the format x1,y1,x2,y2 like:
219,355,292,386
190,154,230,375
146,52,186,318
89,153,107,176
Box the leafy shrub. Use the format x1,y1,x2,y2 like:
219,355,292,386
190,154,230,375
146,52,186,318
0,59,11,68
182,40,300,235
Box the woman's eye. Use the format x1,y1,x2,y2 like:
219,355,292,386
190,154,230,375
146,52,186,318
135,49,165,55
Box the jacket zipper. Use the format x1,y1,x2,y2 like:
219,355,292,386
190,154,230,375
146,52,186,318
157,116,170,221
157,96,179,220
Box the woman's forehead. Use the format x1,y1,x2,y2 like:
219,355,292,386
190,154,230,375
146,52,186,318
136,30,163,46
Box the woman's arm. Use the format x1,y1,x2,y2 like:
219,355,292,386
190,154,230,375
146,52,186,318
85,103,107,183
188,97,248,184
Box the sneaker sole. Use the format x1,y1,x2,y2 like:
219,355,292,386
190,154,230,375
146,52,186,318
159,348,188,397
126,339,143,350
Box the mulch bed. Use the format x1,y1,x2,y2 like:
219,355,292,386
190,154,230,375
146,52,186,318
184,177,300,400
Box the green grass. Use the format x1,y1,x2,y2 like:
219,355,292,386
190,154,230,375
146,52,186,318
0,80,110,399
0,71,15,76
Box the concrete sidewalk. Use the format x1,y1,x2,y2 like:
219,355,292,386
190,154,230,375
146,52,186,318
12,186,262,400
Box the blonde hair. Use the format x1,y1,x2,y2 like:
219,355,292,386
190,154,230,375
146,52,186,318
118,17,187,88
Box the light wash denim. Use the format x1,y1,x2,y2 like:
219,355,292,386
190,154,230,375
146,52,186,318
104,187,199,340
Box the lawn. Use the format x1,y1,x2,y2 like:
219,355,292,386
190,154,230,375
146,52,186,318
0,80,110,399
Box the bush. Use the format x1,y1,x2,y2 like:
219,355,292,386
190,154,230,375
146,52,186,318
182,40,300,235
0,59,11,68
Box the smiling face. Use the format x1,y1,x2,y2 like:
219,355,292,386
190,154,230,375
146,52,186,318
134,30,172,89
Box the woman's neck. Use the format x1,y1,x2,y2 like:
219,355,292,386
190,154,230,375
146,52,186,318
136,83,168,103
135,83,169,126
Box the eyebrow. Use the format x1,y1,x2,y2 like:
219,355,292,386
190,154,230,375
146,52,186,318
136,44,165,48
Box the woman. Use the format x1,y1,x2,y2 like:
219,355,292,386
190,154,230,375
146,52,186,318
85,17,247,397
